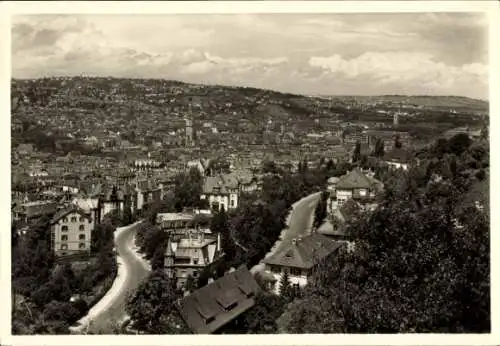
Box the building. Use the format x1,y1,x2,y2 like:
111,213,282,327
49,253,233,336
263,233,345,295
382,148,413,170
187,159,209,176
185,117,194,147
157,212,197,233
393,111,400,127
317,198,361,239
365,130,411,151
100,186,125,217
175,265,261,334
164,229,222,288
12,200,58,226
71,197,101,227
135,179,162,211
200,174,239,211
327,168,384,213
49,206,93,257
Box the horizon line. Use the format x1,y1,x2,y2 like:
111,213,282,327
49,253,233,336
10,75,489,102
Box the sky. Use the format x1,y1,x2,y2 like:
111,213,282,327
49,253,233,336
11,13,489,99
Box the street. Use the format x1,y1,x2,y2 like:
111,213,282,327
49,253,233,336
72,221,151,333
251,192,321,273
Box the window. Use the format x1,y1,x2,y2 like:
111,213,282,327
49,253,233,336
63,217,68,223
61,225,68,232
71,216,77,222
60,244,68,250
193,258,199,265
290,268,302,277
61,235,68,241
79,234,86,240
359,189,367,197
230,200,235,207
193,271,198,278
79,225,85,231
270,265,281,274
79,217,85,222
79,243,86,249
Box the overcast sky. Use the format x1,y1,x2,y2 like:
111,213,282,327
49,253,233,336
11,13,488,99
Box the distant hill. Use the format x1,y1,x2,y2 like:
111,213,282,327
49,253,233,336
317,94,488,110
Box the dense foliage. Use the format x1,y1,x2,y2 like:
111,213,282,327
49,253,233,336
278,134,490,333
12,214,121,334
126,270,188,334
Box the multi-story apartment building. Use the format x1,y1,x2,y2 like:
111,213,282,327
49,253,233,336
164,229,222,289
49,206,93,257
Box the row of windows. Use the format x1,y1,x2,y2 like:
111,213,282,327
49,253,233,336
269,266,305,277
61,234,86,241
62,216,88,223
61,225,87,232
60,243,87,250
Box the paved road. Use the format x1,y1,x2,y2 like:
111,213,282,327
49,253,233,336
252,192,321,273
281,192,322,245
74,221,151,333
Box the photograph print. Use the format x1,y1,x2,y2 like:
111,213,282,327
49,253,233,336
9,6,490,336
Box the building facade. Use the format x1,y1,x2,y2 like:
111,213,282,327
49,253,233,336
327,168,384,214
263,233,345,295
50,207,93,257
164,230,222,289
200,175,239,211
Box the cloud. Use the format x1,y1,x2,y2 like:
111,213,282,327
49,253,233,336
11,14,489,99
308,51,488,97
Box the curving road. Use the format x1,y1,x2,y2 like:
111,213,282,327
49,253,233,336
71,221,151,334
252,192,322,273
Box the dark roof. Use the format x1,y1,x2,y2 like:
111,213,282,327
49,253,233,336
176,265,260,334
14,200,58,218
336,168,381,190
383,148,412,163
263,233,343,269
50,206,91,224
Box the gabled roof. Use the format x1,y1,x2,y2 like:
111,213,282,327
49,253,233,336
336,168,379,190
202,174,239,195
50,206,91,224
176,265,260,334
263,233,343,269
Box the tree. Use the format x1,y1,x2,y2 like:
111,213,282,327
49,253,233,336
352,141,361,163
372,138,385,157
280,156,490,333
313,191,328,229
43,300,80,325
173,167,204,211
151,245,166,271
233,292,288,334
448,133,472,156
210,206,235,260
279,270,291,297
184,275,197,293
394,135,402,149
126,270,184,334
